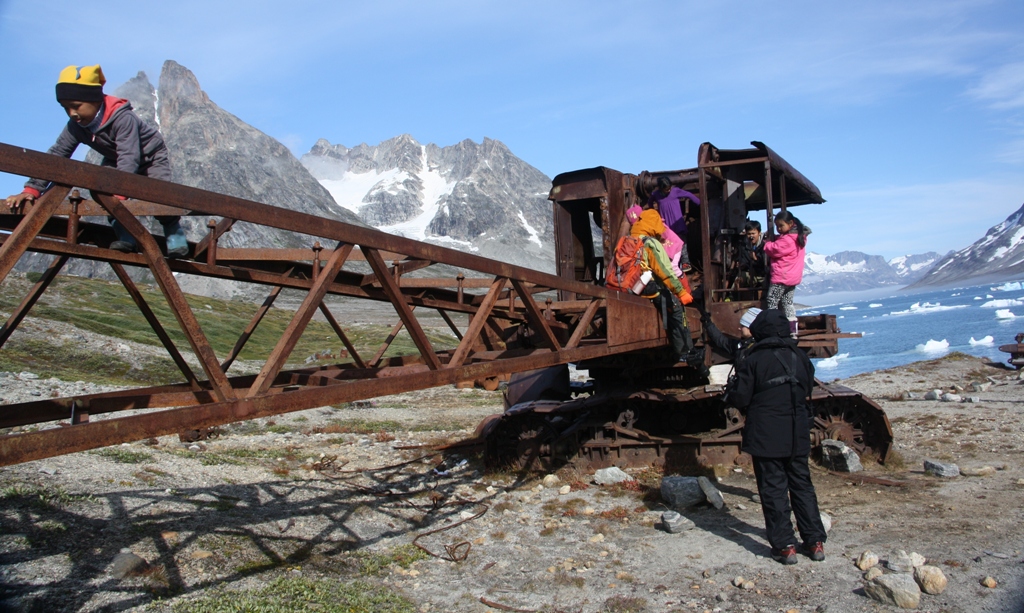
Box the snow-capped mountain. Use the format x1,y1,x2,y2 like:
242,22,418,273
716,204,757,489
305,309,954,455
888,252,943,282
798,250,943,295
301,135,553,271
908,203,1024,288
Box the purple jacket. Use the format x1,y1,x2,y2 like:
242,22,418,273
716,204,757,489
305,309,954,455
648,187,700,237
763,231,806,286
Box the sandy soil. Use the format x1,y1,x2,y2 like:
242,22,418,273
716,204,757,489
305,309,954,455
1,354,1023,613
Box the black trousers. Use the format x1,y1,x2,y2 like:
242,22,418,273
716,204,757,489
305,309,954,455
652,288,691,361
752,455,827,549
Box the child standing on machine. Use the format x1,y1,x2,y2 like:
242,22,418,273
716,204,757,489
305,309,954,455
763,211,808,338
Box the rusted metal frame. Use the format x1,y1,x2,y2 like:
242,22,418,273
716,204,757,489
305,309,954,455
0,185,71,283
95,193,236,402
778,169,788,215
15,196,189,217
109,262,203,392
192,217,236,261
0,255,68,348
763,160,776,235
509,278,561,350
220,283,285,372
362,246,442,371
318,301,367,368
0,145,608,301
358,258,434,287
213,247,408,263
0,232,516,320
447,277,507,369
247,243,354,397
697,156,768,169
564,299,602,350
0,336,667,467
436,309,464,341
368,314,412,369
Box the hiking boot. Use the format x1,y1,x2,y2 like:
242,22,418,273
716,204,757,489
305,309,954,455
802,541,825,562
771,545,798,565
110,219,137,253
162,219,189,259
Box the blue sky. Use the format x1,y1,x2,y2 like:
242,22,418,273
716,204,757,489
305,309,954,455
1,0,1022,260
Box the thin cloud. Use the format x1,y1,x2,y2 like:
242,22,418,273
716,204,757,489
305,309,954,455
968,62,1024,109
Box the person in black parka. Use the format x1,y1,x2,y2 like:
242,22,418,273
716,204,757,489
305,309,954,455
727,308,827,564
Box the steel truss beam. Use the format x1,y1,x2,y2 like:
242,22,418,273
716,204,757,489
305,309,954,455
0,143,669,466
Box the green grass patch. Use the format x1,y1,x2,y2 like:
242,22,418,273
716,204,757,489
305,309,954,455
0,274,458,387
90,447,155,464
356,544,428,576
0,483,95,511
313,419,403,435
170,577,415,613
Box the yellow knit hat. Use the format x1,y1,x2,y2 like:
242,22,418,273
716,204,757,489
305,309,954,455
56,65,106,102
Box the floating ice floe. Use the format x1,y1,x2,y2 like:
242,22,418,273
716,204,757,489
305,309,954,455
816,353,849,369
916,339,950,353
993,282,1022,292
995,309,1016,319
839,306,857,311
981,299,1024,308
868,303,883,308
890,302,968,316
969,335,995,346
986,294,994,299
974,296,982,300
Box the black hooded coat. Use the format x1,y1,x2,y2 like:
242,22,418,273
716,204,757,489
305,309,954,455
727,309,816,458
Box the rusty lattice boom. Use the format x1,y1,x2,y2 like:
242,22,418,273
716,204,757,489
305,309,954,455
0,140,892,471
0,143,672,467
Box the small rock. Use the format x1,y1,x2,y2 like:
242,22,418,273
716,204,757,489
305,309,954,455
961,466,996,477
588,533,605,543
110,552,149,579
923,389,942,400
909,552,926,568
981,576,997,588
661,510,695,533
901,391,918,400
558,485,571,495
19,372,39,380
277,518,294,533
820,512,832,534
740,581,755,590
970,381,991,392
485,486,496,493
887,550,914,573
736,503,747,510
541,474,560,488
716,592,728,602
856,550,879,571
864,573,921,609
191,550,213,559
914,565,947,594
697,476,725,509
594,467,633,485
38,465,57,476
864,567,883,580
661,476,706,508
751,494,760,503
732,576,745,587
940,393,962,403
952,384,965,393
966,396,982,403
924,459,960,478
188,444,201,452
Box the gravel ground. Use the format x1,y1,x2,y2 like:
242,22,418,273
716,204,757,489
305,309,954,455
2,348,1024,612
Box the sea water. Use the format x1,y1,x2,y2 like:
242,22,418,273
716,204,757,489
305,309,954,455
798,281,1024,381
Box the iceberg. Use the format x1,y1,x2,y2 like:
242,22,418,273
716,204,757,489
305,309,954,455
995,309,1016,319
916,339,950,353
839,306,858,311
868,303,883,308
981,299,1024,308
890,302,967,316
993,282,1022,292
816,353,849,369
969,335,995,346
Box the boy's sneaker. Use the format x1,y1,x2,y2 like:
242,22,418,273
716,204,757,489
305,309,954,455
771,545,798,565
802,541,825,562
681,262,692,272
162,220,189,259
110,240,137,253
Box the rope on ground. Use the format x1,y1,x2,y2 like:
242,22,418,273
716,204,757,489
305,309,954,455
413,502,488,562
478,597,536,612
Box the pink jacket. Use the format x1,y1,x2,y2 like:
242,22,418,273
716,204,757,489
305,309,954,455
763,231,806,286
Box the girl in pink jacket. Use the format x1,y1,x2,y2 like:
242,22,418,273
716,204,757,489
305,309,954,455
763,211,808,338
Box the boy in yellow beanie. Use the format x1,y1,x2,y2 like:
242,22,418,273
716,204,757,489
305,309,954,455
4,64,188,257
